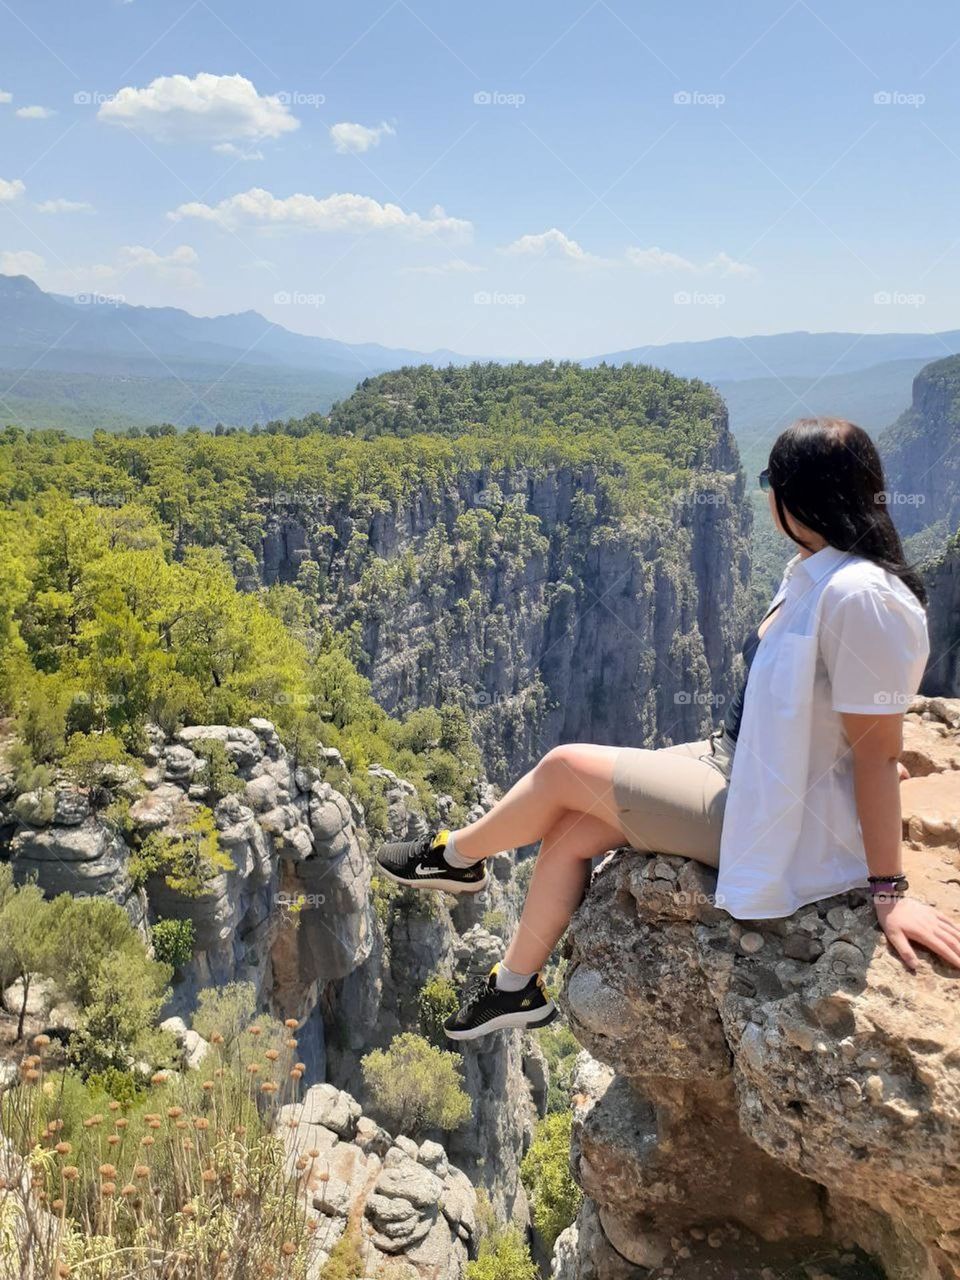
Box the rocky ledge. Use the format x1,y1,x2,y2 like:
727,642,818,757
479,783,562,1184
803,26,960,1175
281,1082,477,1279
556,696,960,1280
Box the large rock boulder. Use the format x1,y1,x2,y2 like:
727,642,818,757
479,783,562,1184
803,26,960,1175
559,698,960,1280
279,1083,477,1279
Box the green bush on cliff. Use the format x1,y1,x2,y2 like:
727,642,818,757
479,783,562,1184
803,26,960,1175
129,806,233,896
0,882,172,1068
150,916,196,968
417,972,460,1048
361,1032,472,1135
465,1226,539,1280
520,1110,582,1249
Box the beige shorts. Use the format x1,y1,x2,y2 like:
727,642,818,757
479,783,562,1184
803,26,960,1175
611,729,734,868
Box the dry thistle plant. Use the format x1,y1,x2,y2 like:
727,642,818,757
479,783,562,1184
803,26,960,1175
0,1017,334,1280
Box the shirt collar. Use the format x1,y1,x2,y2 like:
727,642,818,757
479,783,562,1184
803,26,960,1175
785,543,851,586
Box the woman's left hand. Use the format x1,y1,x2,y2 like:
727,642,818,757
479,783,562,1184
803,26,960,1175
874,896,960,971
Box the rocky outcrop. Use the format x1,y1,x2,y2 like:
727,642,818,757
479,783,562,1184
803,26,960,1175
881,355,960,539
281,1082,478,1279
323,783,544,1222
2,718,375,1081
922,537,960,698
252,447,751,784
557,698,960,1280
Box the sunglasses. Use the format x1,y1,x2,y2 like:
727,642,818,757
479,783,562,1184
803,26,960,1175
758,468,771,492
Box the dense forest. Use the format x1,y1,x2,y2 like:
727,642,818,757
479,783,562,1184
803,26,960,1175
0,361,730,816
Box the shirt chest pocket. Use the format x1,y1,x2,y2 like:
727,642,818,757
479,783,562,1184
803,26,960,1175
764,632,820,713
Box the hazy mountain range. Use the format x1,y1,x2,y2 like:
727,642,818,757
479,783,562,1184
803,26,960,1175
2,272,959,444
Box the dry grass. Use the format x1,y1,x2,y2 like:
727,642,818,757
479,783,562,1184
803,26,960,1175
0,1022,333,1280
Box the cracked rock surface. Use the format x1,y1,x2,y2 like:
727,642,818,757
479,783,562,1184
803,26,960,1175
556,697,960,1280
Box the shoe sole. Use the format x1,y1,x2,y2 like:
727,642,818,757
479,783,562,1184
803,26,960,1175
443,1001,558,1041
377,864,489,895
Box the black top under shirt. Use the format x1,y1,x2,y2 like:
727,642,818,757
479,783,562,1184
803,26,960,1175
722,600,784,743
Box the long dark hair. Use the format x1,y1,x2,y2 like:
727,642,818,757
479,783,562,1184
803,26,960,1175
767,417,926,605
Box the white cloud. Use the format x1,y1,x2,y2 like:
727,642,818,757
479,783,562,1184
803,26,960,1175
16,105,56,119
706,250,758,278
68,244,201,290
0,178,25,202
400,259,483,276
212,141,264,161
169,187,472,238
35,198,95,214
330,120,395,154
626,244,758,278
503,227,609,265
0,91,12,105
98,72,299,146
626,246,696,272
0,250,46,276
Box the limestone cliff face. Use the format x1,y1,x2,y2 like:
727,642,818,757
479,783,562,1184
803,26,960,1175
556,698,960,1280
881,356,960,538
253,441,750,783
922,536,960,697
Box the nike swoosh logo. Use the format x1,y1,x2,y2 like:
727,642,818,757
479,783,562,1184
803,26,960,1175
413,863,443,877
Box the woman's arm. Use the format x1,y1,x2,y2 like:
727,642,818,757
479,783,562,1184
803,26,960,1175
842,710,960,971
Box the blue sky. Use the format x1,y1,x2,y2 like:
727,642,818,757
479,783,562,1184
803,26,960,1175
2,0,960,357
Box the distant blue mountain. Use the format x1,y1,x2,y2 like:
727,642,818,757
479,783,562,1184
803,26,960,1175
3,272,958,439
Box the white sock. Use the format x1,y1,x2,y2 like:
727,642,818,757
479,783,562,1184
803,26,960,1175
495,962,535,993
441,830,477,869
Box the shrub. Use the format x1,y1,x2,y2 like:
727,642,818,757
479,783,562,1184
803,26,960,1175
536,1022,582,1113
61,730,133,792
520,1110,582,1249
150,916,196,969
319,1227,363,1279
129,806,234,895
361,1032,472,1136
481,909,508,937
0,881,52,1040
417,973,460,1048
465,1227,539,1280
68,949,173,1075
192,737,245,803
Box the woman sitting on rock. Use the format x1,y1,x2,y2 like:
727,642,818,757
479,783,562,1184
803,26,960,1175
376,417,960,1040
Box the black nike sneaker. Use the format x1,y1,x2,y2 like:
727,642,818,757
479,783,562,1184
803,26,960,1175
376,829,488,894
443,965,557,1041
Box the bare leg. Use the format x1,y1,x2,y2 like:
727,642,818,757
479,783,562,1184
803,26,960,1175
454,744,623,860
503,810,624,974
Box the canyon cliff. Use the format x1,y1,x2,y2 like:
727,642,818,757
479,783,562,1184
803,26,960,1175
254,449,750,784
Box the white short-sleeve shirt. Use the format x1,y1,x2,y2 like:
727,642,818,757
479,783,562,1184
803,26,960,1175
716,543,930,920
